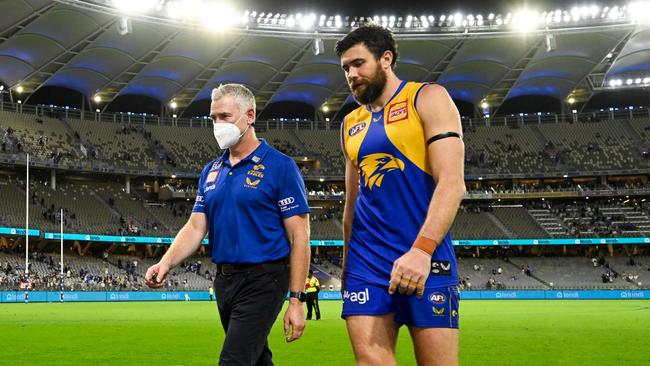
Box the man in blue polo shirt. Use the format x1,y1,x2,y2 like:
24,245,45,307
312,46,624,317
145,83,311,366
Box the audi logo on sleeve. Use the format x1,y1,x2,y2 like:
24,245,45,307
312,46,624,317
278,197,295,206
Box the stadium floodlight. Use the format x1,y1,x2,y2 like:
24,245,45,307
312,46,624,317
200,2,238,32
335,15,342,27
629,1,650,21
95,109,100,113
17,100,22,104
286,15,295,27
512,10,539,31
300,13,316,29
454,13,463,27
170,101,178,109
0,85,4,91
93,95,101,103
626,79,633,85
481,102,489,109
112,0,159,14
322,105,329,112
16,85,23,94
571,7,581,21
488,13,495,20
172,114,177,118
568,97,576,104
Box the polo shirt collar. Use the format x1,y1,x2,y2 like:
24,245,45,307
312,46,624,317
218,138,271,167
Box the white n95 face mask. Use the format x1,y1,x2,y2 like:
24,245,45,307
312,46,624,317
213,114,249,149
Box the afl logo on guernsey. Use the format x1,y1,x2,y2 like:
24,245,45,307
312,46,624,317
348,121,367,136
387,101,408,124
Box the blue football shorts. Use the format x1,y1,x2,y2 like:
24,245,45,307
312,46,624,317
341,274,459,328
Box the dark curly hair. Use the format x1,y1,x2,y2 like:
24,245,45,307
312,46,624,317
335,25,399,68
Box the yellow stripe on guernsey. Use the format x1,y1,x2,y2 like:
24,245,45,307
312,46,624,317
342,81,431,176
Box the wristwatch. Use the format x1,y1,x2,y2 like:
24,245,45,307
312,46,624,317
289,291,307,302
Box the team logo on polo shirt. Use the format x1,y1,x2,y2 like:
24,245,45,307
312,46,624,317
245,177,261,187
432,307,445,316
211,161,222,171
206,171,219,183
387,101,408,124
245,163,265,189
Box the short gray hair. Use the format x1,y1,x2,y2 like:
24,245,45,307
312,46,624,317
211,84,256,113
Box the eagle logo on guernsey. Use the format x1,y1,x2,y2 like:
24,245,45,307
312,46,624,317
359,153,405,189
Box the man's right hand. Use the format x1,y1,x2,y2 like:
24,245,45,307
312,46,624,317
145,261,170,289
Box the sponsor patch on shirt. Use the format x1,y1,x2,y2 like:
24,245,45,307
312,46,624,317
206,171,219,183
430,260,452,276
387,101,408,124
278,196,298,212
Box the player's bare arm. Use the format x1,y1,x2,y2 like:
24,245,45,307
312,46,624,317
388,84,465,297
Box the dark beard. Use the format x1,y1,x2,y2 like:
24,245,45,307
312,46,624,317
350,64,387,105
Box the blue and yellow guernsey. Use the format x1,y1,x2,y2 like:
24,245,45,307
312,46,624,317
341,81,458,288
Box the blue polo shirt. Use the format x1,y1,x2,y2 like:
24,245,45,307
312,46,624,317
192,139,309,264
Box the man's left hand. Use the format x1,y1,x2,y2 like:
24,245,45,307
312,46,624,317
283,299,305,342
388,248,431,298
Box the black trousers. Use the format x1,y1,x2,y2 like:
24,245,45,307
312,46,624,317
213,262,289,366
306,291,320,320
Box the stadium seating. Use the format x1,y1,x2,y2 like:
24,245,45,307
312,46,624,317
4,109,650,176
507,256,638,289
491,207,550,238
450,209,508,239
0,110,83,164
67,119,162,171
457,257,544,290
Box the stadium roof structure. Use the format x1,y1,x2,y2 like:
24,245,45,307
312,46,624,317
2,0,650,118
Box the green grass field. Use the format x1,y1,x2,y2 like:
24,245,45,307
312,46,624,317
1,300,649,365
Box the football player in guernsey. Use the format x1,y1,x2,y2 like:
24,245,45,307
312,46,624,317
336,25,466,366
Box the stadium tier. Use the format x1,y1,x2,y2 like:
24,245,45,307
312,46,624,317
3,108,650,177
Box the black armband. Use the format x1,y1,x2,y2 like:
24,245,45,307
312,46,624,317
426,132,462,146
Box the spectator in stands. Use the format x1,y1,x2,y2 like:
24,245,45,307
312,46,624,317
144,83,310,365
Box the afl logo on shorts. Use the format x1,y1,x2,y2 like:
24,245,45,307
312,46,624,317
348,122,367,136
429,292,446,304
